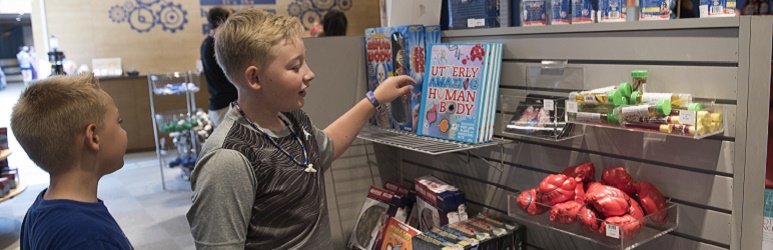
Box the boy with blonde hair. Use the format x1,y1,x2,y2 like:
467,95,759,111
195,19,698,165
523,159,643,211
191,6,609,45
11,74,132,249
186,9,414,249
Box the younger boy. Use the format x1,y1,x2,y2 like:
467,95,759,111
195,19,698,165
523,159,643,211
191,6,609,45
11,74,132,249
186,9,415,249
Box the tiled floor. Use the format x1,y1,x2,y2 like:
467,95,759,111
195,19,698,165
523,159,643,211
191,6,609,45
0,83,195,250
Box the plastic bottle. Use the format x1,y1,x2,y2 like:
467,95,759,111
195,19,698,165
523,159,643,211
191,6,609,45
671,124,707,136
625,122,673,133
613,100,672,124
629,91,692,108
631,70,647,92
569,82,633,105
568,111,617,124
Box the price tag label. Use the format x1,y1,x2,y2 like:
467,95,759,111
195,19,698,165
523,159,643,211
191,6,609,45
606,224,620,239
679,110,696,125
467,19,476,27
475,18,486,27
566,101,578,113
544,99,555,111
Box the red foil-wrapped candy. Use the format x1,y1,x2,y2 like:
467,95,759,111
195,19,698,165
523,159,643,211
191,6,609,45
537,174,578,206
599,215,642,239
577,206,601,233
550,201,584,224
516,188,549,216
601,167,637,197
586,184,630,217
635,182,669,225
562,162,596,183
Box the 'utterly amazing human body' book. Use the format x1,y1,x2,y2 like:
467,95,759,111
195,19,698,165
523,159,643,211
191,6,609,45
417,43,503,144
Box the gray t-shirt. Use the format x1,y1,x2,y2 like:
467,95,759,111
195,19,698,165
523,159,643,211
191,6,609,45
187,108,334,249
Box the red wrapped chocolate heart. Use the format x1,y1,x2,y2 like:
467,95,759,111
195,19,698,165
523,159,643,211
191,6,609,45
586,184,630,217
562,162,596,183
516,188,549,216
550,201,584,224
635,182,669,225
599,215,642,239
601,167,637,197
537,174,578,206
577,206,601,233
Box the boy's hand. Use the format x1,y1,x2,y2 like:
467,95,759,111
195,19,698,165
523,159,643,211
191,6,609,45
374,75,416,104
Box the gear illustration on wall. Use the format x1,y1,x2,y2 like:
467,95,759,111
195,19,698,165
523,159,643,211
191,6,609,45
124,1,135,10
287,2,303,17
312,0,335,10
128,6,156,33
338,0,352,11
301,10,321,30
109,5,127,23
157,2,187,33
135,0,159,7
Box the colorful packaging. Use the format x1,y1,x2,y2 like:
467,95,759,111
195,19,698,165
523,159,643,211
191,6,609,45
417,43,503,143
551,0,572,24
379,217,421,250
699,0,738,17
407,176,467,232
572,0,596,23
640,0,672,20
446,0,506,29
365,25,434,132
413,231,466,249
599,0,626,22
522,0,548,26
348,186,396,250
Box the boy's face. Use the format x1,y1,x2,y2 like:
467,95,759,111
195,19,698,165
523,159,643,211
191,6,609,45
97,91,127,175
258,36,315,112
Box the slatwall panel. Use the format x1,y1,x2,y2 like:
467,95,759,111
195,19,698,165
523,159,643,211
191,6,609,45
303,17,771,250
384,18,769,250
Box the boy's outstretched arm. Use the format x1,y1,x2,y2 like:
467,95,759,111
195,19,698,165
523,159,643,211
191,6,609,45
324,75,416,160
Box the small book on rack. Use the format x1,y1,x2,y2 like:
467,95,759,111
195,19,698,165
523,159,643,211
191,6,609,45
416,43,503,144
504,94,573,139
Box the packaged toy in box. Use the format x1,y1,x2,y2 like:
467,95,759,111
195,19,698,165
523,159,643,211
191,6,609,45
348,186,395,250
408,176,467,232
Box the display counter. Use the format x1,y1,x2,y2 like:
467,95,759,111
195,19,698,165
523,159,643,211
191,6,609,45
98,74,209,152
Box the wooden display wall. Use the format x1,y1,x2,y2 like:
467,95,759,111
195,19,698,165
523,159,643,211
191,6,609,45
30,0,379,75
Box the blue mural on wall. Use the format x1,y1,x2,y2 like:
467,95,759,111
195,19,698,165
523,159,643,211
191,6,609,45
286,0,353,30
109,0,188,34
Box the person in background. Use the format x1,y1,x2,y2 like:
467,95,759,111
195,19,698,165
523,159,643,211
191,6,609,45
29,46,38,80
11,74,132,249
16,46,33,86
201,6,237,127
319,10,348,37
186,9,414,248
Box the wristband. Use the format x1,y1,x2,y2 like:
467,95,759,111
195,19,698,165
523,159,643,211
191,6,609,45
366,91,380,109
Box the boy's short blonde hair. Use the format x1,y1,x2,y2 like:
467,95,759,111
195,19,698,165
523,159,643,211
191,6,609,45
11,74,107,173
214,9,303,86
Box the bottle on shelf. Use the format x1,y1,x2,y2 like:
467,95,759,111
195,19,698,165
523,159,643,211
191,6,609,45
629,91,692,108
568,111,617,125
614,99,672,124
569,82,633,106
631,70,647,92
624,122,674,133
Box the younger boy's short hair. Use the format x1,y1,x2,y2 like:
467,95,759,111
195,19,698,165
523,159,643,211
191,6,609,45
214,9,303,87
10,74,107,173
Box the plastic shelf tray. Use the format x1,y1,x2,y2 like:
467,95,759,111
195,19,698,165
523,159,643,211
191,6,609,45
507,193,678,249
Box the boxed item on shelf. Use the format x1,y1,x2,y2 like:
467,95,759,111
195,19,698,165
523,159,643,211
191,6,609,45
572,0,598,23
348,186,395,250
522,0,549,26
378,217,421,250
416,43,504,144
365,25,439,132
699,0,738,17
501,94,574,141
473,214,527,250
385,181,415,223
599,0,626,22
445,0,508,29
640,0,673,20
409,176,467,232
413,230,467,249
551,0,572,24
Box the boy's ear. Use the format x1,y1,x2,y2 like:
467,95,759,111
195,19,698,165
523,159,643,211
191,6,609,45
84,124,99,151
244,65,262,90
